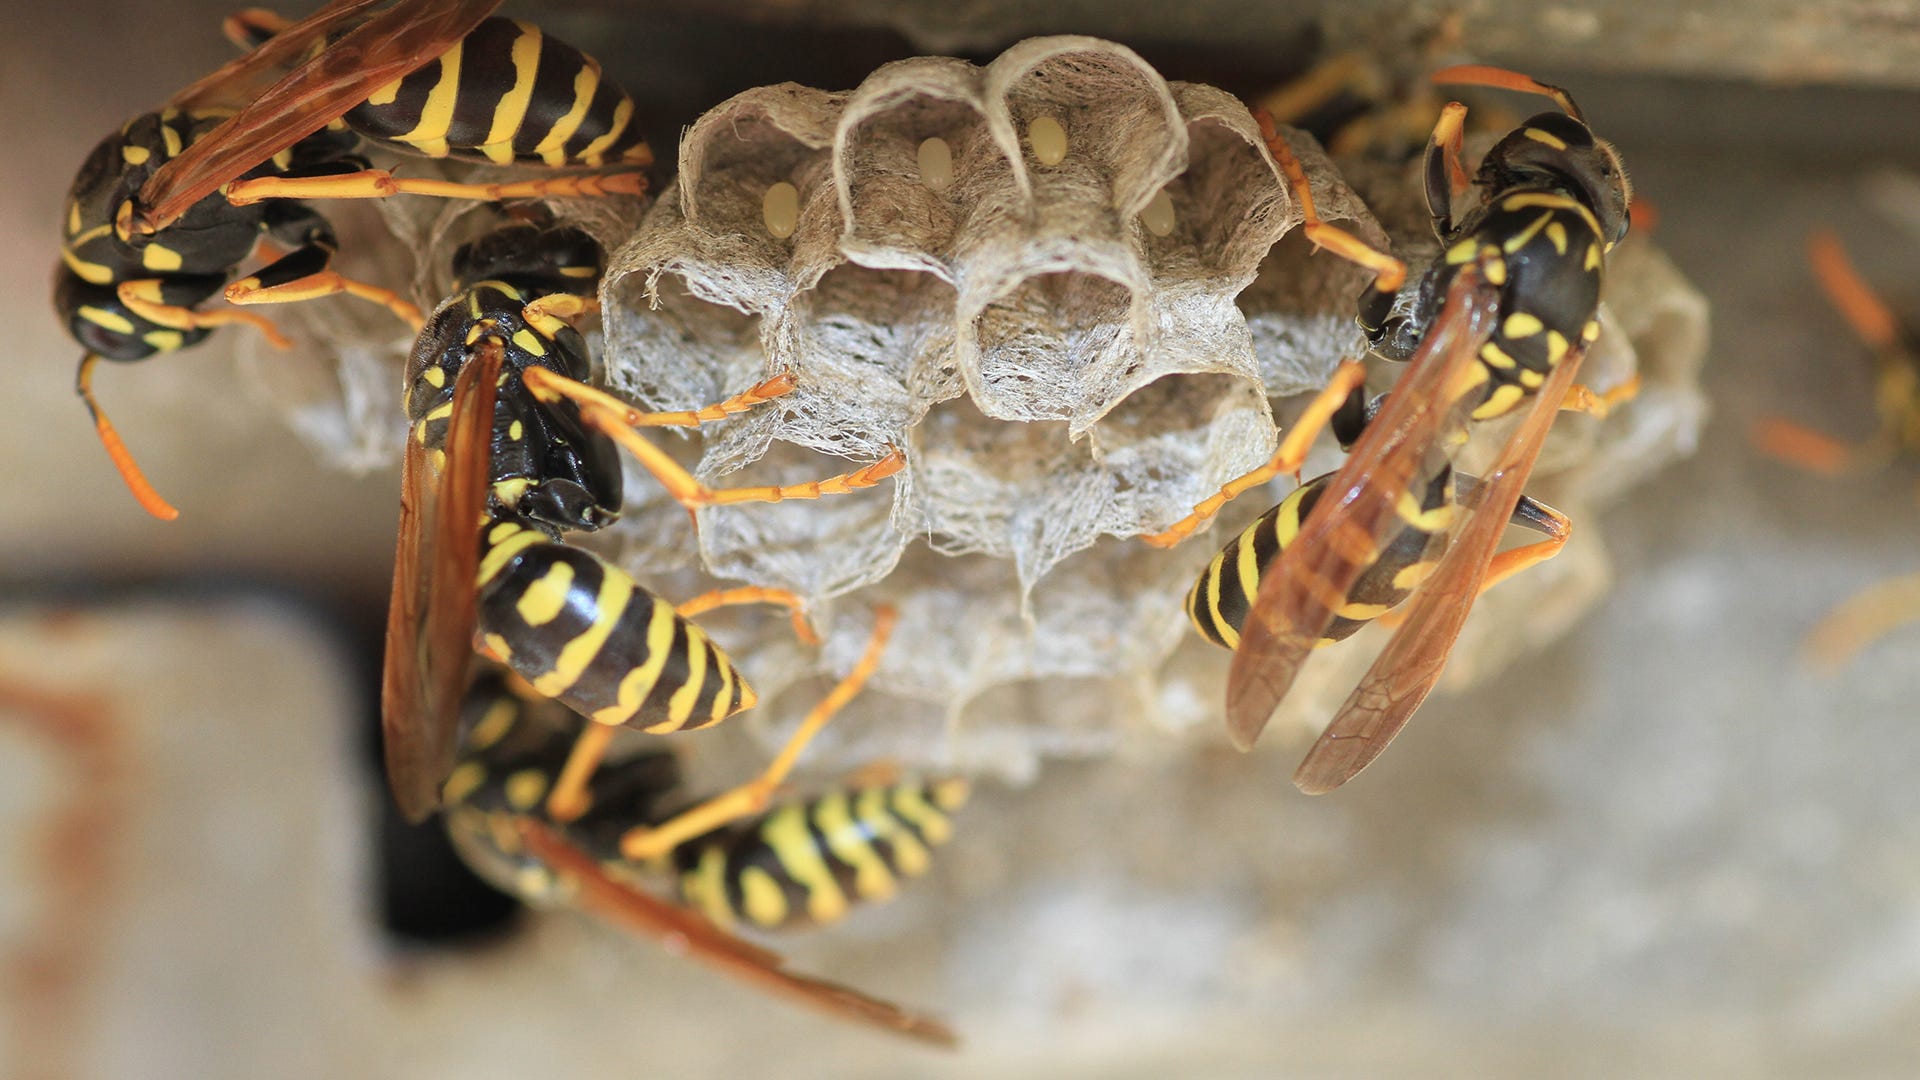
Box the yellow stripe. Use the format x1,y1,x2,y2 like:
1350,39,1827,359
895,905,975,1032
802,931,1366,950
367,76,403,107
595,598,678,726
514,560,575,627
470,697,519,750
1335,600,1390,620
532,566,631,698
1230,526,1262,635
1472,383,1528,420
394,43,463,156
442,762,486,805
1444,237,1477,265
481,633,512,661
60,248,115,285
479,21,542,164
160,123,181,158
533,59,601,164
504,768,549,811
1545,330,1570,367
762,804,849,924
141,243,183,272
930,778,970,811
738,866,790,928
78,306,136,334
143,330,184,352
122,144,151,166
1582,320,1602,343
1394,489,1454,532
577,97,634,166
422,400,455,424
814,792,897,903
1483,256,1507,286
476,526,542,587
858,787,928,876
67,201,81,234
424,366,447,388
1480,342,1516,369
1585,243,1603,271
1503,312,1544,339
1391,559,1436,590
683,846,735,930
1522,126,1568,150
1502,192,1604,241
511,328,546,356
890,785,953,844
707,645,737,726
1545,221,1569,255
1502,211,1555,254
1518,367,1545,389
663,626,709,729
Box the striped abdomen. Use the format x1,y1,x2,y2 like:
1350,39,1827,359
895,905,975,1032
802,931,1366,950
476,519,754,734
1185,468,1455,650
346,17,650,168
676,780,970,932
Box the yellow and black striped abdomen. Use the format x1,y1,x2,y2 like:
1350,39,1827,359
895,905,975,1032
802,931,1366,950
676,779,970,932
475,519,753,735
1442,189,1607,420
1185,469,1454,651
346,17,649,167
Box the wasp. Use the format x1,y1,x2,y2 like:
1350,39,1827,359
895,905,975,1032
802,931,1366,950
59,0,652,521
385,210,929,1036
1145,67,1634,792
440,655,965,1045
1754,231,1920,668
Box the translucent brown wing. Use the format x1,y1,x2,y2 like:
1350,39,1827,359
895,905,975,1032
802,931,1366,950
138,0,500,233
165,0,391,112
381,337,503,822
519,822,959,1048
1224,268,1502,750
1292,335,1588,794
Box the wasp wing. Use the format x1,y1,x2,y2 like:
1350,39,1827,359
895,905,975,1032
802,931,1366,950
166,0,390,111
1292,337,1587,794
140,0,500,232
382,337,503,822
520,822,959,1048
1224,268,1501,750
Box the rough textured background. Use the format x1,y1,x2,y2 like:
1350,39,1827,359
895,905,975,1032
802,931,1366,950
5,2,1920,1078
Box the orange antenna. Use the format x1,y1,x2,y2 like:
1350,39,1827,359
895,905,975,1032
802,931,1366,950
1431,65,1585,124
75,354,179,521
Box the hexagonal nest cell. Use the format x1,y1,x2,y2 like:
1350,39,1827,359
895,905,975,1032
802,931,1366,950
252,36,1708,784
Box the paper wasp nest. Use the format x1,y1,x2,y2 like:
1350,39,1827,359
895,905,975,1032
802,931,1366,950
247,36,1707,783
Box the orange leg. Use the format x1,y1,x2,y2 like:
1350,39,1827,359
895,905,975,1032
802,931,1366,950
75,354,179,521
1254,53,1373,126
1808,230,1900,351
1142,360,1368,547
676,587,822,647
619,607,897,862
1431,65,1585,123
544,721,619,824
1751,416,1864,477
1560,372,1642,419
225,270,423,331
225,168,648,207
520,366,904,511
1424,101,1471,235
1804,571,1920,672
115,280,290,348
523,293,600,326
1258,111,1407,293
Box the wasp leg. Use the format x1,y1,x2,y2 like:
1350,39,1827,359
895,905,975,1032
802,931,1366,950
522,293,601,326
1751,417,1870,476
1809,230,1901,350
75,353,180,521
1423,101,1471,237
1260,111,1407,293
1477,494,1572,593
618,607,898,862
1559,372,1642,419
1805,571,1920,672
562,371,798,429
221,7,289,49
676,587,822,647
224,168,648,207
1431,65,1587,124
224,202,422,329
520,366,904,511
114,279,291,348
1254,52,1374,126
1374,493,1569,630
1142,360,1369,548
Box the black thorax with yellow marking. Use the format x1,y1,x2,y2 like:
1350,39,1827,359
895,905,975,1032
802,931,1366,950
405,223,620,537
1360,111,1630,421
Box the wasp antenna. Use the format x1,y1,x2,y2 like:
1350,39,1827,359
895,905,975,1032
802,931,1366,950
1430,65,1585,124
75,354,179,521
